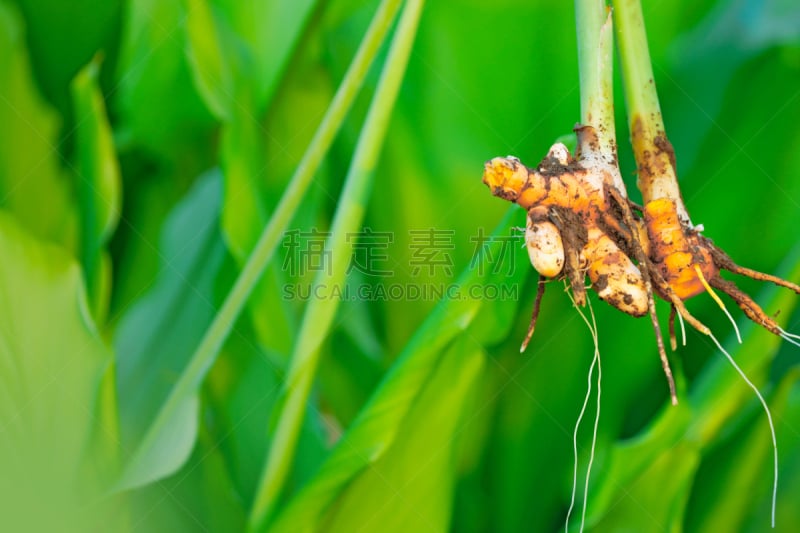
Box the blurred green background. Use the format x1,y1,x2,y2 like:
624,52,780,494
1,0,799,531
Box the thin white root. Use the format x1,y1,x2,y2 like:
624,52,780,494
694,265,742,344
777,327,800,341
677,309,687,347
582,298,601,533
707,331,777,529
565,331,596,532
777,327,800,348
778,333,800,349
565,292,602,533
722,305,743,345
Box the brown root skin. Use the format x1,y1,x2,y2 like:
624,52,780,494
520,277,547,352
668,305,678,351
707,239,800,295
548,205,588,307
709,276,783,335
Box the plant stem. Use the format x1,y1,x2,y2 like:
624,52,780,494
575,0,615,157
246,0,426,530
612,0,661,132
116,0,402,491
612,0,690,223
577,0,678,405
575,0,636,202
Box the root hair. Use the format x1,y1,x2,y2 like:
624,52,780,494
707,331,778,529
565,292,602,533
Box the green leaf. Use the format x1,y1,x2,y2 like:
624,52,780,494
193,0,331,359
211,5,333,358
593,441,701,531
585,403,698,530
689,242,800,440
766,381,800,529
11,0,122,115
248,2,426,526
686,368,800,532
269,208,528,532
114,0,215,160
669,0,800,169
117,0,404,500
127,426,247,533
184,0,240,120
322,338,484,532
0,210,115,531
219,106,268,260
185,0,319,119
70,56,122,323
0,1,75,248
214,0,318,111
114,171,227,489
204,322,285,503
218,96,292,358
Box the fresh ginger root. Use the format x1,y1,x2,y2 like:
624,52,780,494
482,125,800,405
482,126,653,353
483,141,648,319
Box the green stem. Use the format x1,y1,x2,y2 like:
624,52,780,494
575,0,615,156
612,0,663,133
117,0,402,491
577,0,679,406
575,0,633,200
246,0,426,530
613,0,689,220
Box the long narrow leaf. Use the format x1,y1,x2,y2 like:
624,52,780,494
114,172,227,489
70,56,122,322
269,208,526,531
0,2,75,247
115,0,403,492
0,212,115,531
248,1,426,528
322,339,485,532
